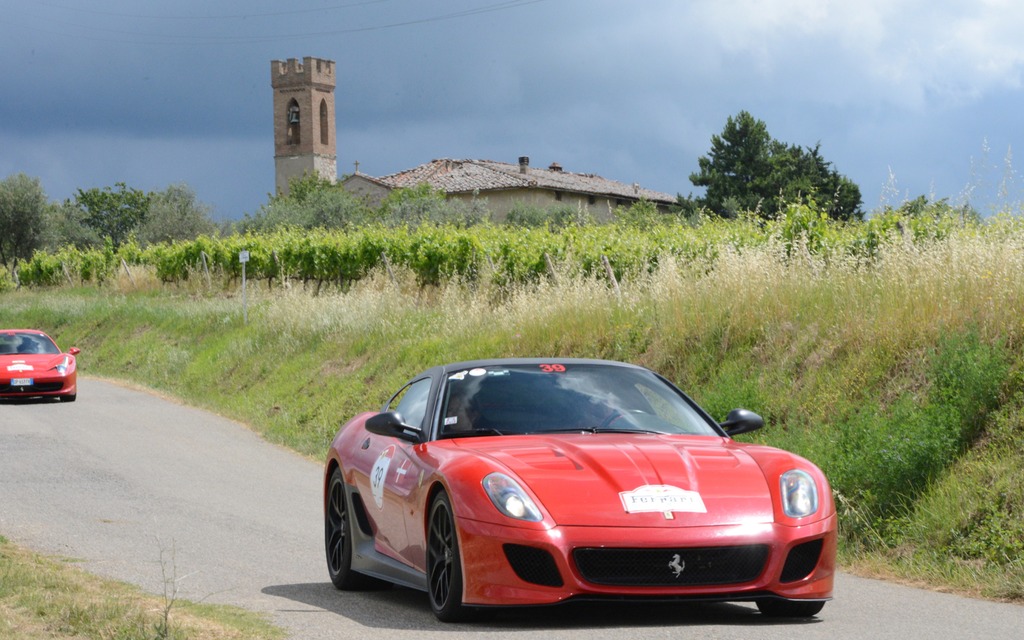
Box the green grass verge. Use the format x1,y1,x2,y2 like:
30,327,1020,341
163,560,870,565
3,229,1024,605
0,536,283,640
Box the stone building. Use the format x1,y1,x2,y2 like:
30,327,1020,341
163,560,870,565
271,56,675,218
270,56,337,196
341,157,675,221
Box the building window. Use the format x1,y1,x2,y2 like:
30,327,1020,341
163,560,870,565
286,99,300,145
319,99,329,146
588,195,596,205
555,191,563,201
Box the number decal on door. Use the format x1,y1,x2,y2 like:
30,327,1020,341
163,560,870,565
370,445,395,509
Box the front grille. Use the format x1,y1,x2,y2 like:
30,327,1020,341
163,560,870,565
0,381,64,394
504,544,564,587
574,545,768,587
780,538,823,583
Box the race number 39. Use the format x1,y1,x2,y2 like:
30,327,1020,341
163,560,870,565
370,446,395,509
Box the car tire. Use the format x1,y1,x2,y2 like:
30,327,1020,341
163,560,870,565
427,490,476,622
756,598,825,618
64,394,76,402
325,467,385,590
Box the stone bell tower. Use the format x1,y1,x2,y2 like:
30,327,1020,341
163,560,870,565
271,56,337,196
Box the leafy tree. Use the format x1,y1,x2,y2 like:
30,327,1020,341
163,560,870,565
891,195,978,224
240,174,373,232
378,183,489,228
304,188,375,229
278,172,341,205
690,111,775,217
771,143,862,221
137,183,216,246
0,173,48,268
42,200,102,251
690,111,862,220
505,202,593,229
613,199,669,230
671,194,708,223
72,182,151,247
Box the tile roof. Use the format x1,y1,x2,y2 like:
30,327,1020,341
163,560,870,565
374,158,676,204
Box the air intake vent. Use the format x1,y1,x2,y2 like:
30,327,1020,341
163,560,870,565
780,538,824,583
504,544,563,587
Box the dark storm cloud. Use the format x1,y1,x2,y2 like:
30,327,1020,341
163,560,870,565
2,0,1024,218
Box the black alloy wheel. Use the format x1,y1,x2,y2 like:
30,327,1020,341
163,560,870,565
325,467,382,589
427,491,474,622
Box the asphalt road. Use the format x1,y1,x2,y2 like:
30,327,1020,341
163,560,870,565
1,378,1021,639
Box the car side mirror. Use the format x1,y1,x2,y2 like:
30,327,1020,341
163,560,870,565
69,347,81,356
720,408,764,436
365,411,423,443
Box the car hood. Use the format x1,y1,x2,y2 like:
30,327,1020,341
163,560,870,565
459,433,775,527
1,354,69,374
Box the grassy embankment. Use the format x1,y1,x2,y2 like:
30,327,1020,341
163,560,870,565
0,535,282,640
2,221,1023,637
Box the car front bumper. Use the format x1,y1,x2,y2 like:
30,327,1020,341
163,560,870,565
456,513,837,606
0,374,76,398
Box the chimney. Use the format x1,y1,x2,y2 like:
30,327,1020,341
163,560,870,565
549,162,563,172
518,156,529,174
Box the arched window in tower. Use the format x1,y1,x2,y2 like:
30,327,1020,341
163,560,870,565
286,99,300,145
319,99,329,146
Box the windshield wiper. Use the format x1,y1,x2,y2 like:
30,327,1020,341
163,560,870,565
529,427,665,435
443,427,505,439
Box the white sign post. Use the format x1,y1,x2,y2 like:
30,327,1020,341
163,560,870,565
239,250,250,324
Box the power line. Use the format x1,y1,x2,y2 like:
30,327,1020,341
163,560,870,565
33,0,398,21
24,0,552,45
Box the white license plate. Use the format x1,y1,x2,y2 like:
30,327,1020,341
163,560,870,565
11,378,32,386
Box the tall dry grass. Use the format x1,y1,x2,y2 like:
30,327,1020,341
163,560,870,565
4,218,1024,599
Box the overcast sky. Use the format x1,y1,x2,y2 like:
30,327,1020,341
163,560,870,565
3,0,1023,220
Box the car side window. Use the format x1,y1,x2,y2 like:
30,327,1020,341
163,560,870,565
388,377,432,430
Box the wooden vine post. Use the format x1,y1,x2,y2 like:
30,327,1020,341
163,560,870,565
601,255,621,302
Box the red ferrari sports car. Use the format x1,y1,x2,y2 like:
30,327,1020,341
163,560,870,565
0,329,80,401
324,358,835,622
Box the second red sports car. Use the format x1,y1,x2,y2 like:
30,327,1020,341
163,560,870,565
0,329,80,401
324,358,836,621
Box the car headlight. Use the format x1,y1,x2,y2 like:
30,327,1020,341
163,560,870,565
780,469,818,518
55,356,70,376
482,473,543,522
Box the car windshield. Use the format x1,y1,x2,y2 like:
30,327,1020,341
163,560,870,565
0,332,61,356
438,363,719,438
